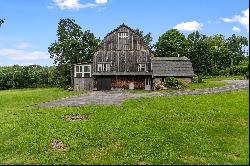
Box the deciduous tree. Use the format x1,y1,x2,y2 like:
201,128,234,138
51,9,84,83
155,29,188,57
48,18,99,86
227,34,248,67
187,31,212,75
134,28,154,50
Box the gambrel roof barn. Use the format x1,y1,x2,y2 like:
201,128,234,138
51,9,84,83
74,24,194,91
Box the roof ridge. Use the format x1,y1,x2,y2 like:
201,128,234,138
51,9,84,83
152,57,190,60
99,23,153,53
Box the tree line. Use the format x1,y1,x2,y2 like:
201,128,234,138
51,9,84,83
0,65,78,89
155,29,248,76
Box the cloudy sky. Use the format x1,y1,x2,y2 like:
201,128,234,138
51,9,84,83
0,0,248,66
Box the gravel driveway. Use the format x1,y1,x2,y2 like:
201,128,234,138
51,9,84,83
36,80,249,107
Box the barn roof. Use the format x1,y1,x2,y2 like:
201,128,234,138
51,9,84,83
98,23,154,54
151,57,194,77
104,23,141,39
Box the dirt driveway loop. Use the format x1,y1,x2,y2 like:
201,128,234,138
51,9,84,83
37,80,249,107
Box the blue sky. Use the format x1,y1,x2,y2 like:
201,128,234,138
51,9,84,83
0,0,248,66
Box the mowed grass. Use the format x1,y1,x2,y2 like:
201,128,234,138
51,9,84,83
204,75,247,81
187,79,226,90
0,88,249,165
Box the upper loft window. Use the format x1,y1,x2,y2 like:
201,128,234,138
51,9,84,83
97,64,111,72
118,32,129,50
137,64,147,72
118,32,128,38
74,65,91,78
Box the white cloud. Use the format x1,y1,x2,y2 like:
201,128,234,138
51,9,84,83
221,8,249,31
53,0,96,10
95,0,107,4
16,42,30,49
173,21,203,31
232,26,241,32
208,20,211,24
0,49,49,61
51,0,108,10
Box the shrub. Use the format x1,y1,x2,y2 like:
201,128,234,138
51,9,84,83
210,69,220,76
218,65,248,76
192,75,203,83
164,77,186,89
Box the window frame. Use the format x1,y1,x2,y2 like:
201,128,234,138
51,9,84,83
137,64,147,72
97,63,111,72
74,65,92,78
118,32,128,39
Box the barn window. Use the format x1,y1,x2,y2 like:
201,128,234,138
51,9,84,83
137,64,147,72
75,65,91,77
97,64,111,72
118,32,129,50
118,32,128,38
98,64,102,72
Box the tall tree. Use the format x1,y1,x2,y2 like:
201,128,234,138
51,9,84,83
0,19,4,27
155,29,188,57
205,35,231,70
226,34,248,67
48,18,99,86
134,28,154,50
187,31,212,75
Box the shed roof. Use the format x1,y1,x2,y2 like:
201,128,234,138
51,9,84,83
151,57,194,77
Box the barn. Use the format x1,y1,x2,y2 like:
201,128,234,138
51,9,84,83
74,24,194,91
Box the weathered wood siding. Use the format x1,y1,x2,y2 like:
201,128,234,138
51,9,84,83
93,25,153,74
74,78,94,91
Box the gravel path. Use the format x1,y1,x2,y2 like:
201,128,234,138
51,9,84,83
37,80,249,107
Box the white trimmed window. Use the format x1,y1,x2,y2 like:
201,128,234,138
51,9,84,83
137,64,147,72
97,64,111,72
75,65,91,77
118,32,128,38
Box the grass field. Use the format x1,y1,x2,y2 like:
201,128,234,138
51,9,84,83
0,87,249,164
203,75,247,81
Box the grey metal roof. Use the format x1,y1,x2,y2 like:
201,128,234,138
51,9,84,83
151,57,194,77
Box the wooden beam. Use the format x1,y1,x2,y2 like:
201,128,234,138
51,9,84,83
117,51,119,72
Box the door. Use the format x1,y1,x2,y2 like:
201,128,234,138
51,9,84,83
145,79,151,90
97,78,111,91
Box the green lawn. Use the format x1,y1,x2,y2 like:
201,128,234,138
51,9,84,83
187,79,226,90
203,75,247,81
0,88,249,165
